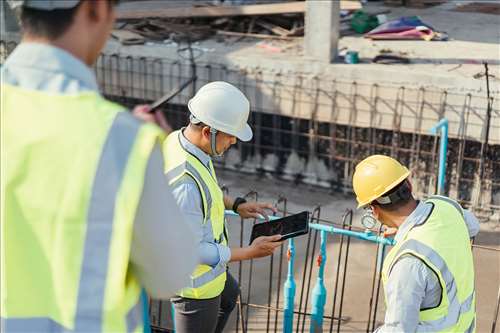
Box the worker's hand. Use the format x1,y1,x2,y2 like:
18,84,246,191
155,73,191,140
248,235,283,258
132,104,172,134
383,227,398,238
237,202,277,220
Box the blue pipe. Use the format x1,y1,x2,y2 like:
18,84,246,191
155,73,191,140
171,302,176,332
141,289,151,333
225,211,394,246
430,118,449,195
310,230,328,333
283,238,296,333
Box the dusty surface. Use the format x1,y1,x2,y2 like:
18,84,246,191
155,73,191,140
103,0,500,93
217,169,499,332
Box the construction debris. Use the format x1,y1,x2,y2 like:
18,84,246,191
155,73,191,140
112,1,362,44
452,2,500,15
111,29,145,45
116,1,362,20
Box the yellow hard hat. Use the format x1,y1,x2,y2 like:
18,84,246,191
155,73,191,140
352,155,410,208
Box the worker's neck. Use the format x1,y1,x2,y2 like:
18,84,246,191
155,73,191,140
389,199,419,228
22,32,92,67
183,126,212,156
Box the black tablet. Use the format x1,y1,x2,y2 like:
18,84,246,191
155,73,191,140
249,211,309,245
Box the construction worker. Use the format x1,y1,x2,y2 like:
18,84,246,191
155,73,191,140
352,155,479,332
1,1,197,332
163,81,283,333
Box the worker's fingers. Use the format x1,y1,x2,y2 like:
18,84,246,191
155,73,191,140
132,105,155,123
256,208,270,221
383,227,398,237
248,212,263,220
262,203,278,213
263,234,282,242
269,240,284,248
153,110,173,134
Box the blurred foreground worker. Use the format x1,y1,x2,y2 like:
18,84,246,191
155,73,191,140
164,81,283,333
1,1,197,332
352,155,479,333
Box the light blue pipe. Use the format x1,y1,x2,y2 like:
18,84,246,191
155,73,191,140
283,238,296,333
141,289,151,333
224,211,394,246
310,230,328,333
171,302,176,332
430,118,449,195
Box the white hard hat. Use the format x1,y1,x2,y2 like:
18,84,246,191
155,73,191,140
188,81,253,142
7,0,80,10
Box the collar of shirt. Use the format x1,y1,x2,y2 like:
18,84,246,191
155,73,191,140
394,200,433,244
1,42,98,93
178,128,213,171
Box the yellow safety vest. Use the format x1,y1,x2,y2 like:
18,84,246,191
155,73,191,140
163,130,227,299
1,84,162,332
382,196,476,333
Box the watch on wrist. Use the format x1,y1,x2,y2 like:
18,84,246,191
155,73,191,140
232,197,247,213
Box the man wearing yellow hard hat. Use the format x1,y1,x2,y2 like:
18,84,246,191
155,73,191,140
352,155,479,332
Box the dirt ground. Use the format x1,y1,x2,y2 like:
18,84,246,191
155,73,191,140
217,169,500,332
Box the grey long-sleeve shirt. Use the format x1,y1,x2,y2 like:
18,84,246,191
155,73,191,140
1,42,198,298
375,200,479,333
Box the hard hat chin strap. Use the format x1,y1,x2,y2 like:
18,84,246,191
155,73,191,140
209,127,223,157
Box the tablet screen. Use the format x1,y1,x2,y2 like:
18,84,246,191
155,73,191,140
249,211,309,244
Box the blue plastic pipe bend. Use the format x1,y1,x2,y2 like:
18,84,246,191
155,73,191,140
430,118,449,195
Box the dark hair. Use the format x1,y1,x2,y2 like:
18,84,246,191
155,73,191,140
19,1,119,40
372,180,413,212
20,3,83,40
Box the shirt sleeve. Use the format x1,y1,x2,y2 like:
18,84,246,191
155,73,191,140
375,255,432,333
170,173,231,267
129,143,199,299
463,209,480,238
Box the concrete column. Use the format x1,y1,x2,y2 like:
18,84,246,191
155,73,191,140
304,0,340,63
1,1,20,36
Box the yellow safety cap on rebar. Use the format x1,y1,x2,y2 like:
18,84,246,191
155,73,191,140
352,155,410,208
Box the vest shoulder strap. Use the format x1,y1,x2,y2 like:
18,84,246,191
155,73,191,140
427,195,463,217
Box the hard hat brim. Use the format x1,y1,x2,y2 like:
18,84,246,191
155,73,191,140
234,123,253,142
356,170,410,208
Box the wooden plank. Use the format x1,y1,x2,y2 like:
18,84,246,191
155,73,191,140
216,30,300,40
255,20,292,37
117,1,361,20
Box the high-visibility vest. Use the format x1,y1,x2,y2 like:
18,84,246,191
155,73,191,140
1,84,162,332
163,130,227,299
382,196,476,333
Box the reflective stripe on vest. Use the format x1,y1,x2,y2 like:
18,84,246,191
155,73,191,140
381,196,475,332
166,163,213,223
1,111,144,333
388,239,475,331
163,131,227,299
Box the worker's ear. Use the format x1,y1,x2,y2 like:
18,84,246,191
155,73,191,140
407,180,413,193
201,126,211,140
84,0,108,23
371,204,380,220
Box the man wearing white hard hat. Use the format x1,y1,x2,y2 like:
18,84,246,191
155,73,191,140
163,81,283,333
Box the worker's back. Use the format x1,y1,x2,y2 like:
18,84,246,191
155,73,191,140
381,196,476,332
1,83,161,332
